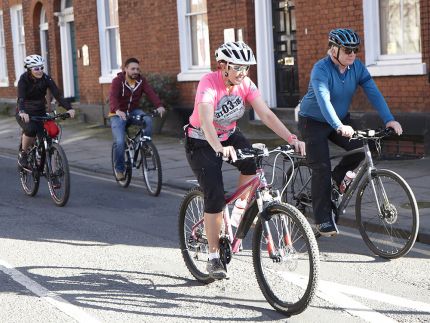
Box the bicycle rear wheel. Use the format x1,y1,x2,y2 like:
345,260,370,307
19,148,40,197
111,143,132,188
356,169,419,259
283,161,312,216
178,187,214,284
252,203,319,316
46,143,70,207
141,141,162,196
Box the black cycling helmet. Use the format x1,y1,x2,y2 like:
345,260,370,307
329,28,360,49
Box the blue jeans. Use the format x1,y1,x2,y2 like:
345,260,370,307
111,109,152,172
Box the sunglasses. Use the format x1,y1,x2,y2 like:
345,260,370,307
31,66,44,71
229,64,250,73
342,47,359,55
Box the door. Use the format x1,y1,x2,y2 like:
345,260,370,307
272,0,300,107
58,0,79,100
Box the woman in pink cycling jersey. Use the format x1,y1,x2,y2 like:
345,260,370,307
185,41,305,280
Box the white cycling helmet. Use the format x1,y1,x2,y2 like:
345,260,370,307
24,54,45,69
215,41,256,65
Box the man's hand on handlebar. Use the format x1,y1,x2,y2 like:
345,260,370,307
115,110,127,120
385,120,402,135
156,106,166,118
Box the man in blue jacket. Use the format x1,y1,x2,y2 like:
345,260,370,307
298,28,403,236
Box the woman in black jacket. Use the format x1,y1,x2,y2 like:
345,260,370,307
16,54,75,168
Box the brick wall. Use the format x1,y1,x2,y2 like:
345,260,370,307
295,0,430,114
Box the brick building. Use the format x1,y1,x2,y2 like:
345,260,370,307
0,0,429,153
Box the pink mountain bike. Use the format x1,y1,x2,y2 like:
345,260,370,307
178,143,319,316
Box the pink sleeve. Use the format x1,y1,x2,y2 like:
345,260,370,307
195,75,217,106
244,78,261,103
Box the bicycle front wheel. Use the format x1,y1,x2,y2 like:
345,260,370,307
111,143,132,188
356,169,419,259
19,149,40,197
178,187,214,284
141,141,162,196
46,143,70,207
282,161,312,217
252,203,319,316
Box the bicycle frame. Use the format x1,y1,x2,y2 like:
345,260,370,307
190,146,294,257
126,130,151,168
317,135,394,224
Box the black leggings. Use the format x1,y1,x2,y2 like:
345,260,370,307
185,131,256,213
298,115,364,224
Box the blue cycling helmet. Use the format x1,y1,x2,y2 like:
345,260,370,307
328,28,360,49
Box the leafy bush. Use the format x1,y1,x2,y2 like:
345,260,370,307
140,73,179,112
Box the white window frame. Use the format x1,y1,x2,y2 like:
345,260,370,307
363,0,426,76
10,5,26,86
0,10,9,87
96,0,122,84
39,7,49,74
176,0,211,82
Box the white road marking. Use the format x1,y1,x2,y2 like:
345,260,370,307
340,229,430,257
0,259,101,323
279,272,430,322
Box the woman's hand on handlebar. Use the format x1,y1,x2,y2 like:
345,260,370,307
66,109,76,119
19,111,30,123
337,124,355,138
385,120,403,135
292,139,306,156
216,146,237,163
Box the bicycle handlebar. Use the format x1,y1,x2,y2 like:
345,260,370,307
236,144,294,161
352,127,395,139
127,110,160,122
30,112,71,121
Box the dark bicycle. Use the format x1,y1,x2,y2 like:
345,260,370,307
283,128,419,259
111,111,162,196
18,112,71,207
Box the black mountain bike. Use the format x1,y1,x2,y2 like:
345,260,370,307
283,128,419,259
111,111,162,196
18,112,71,207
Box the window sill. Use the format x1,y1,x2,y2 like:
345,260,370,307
0,80,9,87
177,70,210,82
99,69,122,84
99,74,116,84
367,62,427,77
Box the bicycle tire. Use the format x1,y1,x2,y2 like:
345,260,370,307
356,169,419,259
46,143,70,207
283,161,313,217
111,143,132,188
178,187,214,284
19,148,40,197
252,203,319,316
141,141,162,196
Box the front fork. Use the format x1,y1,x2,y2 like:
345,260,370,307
257,191,291,261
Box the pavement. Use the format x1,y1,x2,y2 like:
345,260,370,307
1,116,429,246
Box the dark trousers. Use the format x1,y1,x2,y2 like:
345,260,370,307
298,115,364,224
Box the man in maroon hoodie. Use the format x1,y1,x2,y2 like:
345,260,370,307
109,57,165,180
